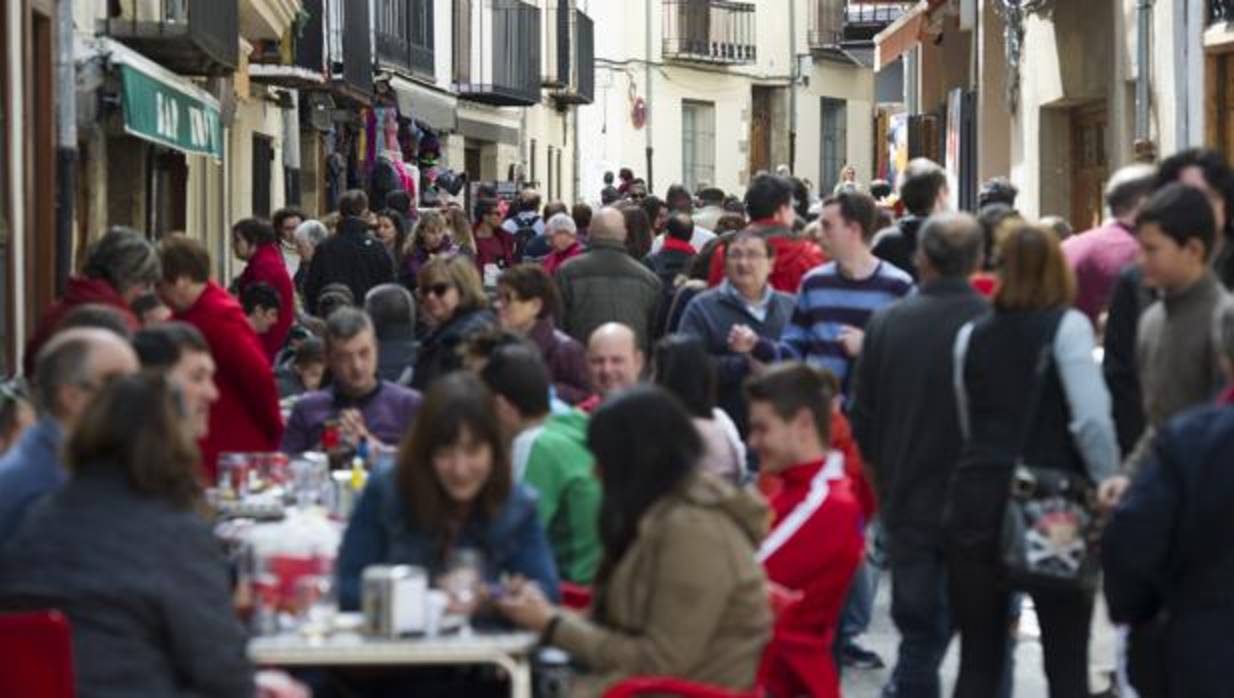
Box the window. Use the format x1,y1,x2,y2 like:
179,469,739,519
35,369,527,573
453,0,473,84
820,97,847,194
682,100,716,194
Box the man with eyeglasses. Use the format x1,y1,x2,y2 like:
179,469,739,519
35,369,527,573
678,231,795,436
0,328,139,545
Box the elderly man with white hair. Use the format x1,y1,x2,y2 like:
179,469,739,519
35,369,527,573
292,218,331,301
543,213,584,276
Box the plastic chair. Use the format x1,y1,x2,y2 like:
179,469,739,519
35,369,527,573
0,610,75,698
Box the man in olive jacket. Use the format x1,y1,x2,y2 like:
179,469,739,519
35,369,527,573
556,207,662,351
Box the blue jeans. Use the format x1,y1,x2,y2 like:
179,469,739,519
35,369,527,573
882,530,951,698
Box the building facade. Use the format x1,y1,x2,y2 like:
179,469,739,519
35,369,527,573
576,0,895,202
877,0,1204,223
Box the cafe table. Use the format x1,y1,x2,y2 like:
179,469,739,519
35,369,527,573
248,624,540,698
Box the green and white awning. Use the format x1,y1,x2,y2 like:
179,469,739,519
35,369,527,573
105,39,224,161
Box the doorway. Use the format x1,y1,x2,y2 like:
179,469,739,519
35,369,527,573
750,86,773,177
1070,103,1108,232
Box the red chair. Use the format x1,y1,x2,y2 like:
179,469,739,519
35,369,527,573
0,610,75,698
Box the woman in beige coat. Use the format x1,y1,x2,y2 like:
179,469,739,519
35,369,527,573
498,386,771,697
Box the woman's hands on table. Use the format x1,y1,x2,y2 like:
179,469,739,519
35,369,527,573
495,575,556,633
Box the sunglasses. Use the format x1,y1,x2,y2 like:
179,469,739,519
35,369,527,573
421,282,454,298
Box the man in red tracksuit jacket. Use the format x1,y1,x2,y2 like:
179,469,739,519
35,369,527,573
745,363,867,698
157,235,283,483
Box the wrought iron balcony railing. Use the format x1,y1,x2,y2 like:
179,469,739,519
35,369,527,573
543,3,594,105
375,0,436,78
453,0,543,107
662,0,756,65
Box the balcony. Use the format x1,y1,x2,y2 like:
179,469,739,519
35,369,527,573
543,3,595,105
375,0,436,79
239,0,302,41
810,1,914,50
662,0,756,66
1213,0,1234,24
453,0,543,107
295,0,372,103
808,0,845,49
102,0,238,75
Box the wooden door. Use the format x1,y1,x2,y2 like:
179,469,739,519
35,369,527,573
749,86,772,177
1206,50,1234,165
1071,104,1108,232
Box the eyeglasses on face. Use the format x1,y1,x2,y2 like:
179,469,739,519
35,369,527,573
727,251,768,262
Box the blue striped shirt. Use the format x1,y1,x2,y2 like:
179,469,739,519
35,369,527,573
753,260,914,388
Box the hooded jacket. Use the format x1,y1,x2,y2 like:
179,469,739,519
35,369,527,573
235,242,295,360
871,215,926,281
705,222,826,294
551,472,771,697
24,277,140,376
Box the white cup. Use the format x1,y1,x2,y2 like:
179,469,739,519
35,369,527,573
424,589,450,638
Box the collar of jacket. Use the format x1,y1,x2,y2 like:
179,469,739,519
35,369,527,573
339,216,372,238
587,238,627,253
720,279,774,309
920,276,980,296
777,452,845,487
528,316,559,350
662,237,697,255
1163,270,1221,313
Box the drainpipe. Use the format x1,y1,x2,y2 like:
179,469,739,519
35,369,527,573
1134,0,1153,158
644,0,654,192
54,0,77,294
789,0,798,173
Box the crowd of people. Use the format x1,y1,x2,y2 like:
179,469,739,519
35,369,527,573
0,148,1231,698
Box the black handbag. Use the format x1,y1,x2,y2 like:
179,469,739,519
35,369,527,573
996,323,1101,593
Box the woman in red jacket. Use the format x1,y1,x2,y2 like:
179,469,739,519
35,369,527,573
232,218,295,361
158,235,283,482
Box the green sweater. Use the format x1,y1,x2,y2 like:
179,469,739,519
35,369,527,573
521,410,602,584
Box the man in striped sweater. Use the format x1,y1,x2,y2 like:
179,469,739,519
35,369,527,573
730,190,914,395
745,363,865,698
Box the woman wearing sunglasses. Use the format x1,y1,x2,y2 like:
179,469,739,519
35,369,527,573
412,256,496,391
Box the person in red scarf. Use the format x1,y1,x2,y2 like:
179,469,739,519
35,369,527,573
157,235,282,482
542,213,584,276
706,175,825,294
744,363,866,698
232,218,295,361
24,227,160,376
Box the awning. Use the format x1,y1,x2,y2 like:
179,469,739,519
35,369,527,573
389,75,458,133
103,39,223,160
874,0,948,71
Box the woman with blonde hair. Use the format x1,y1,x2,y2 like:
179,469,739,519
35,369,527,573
446,206,477,256
411,255,496,390
402,210,462,290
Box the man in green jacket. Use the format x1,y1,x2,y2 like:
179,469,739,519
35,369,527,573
481,342,602,584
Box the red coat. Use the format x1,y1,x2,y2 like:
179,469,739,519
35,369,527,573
707,228,826,294
176,282,283,481
235,242,295,360
757,453,865,698
542,241,583,277
24,277,140,377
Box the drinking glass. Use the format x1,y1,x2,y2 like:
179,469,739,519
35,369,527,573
295,575,336,641
441,548,485,636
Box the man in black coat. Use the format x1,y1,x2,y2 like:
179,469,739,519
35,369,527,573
850,212,990,697
303,189,395,316
1104,299,1234,697
871,158,950,281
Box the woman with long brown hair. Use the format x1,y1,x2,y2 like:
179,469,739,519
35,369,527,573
335,371,558,611
947,224,1120,697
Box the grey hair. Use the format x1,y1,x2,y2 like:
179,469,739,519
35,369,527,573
1105,164,1157,219
545,213,577,236
82,226,161,294
294,219,330,247
1218,298,1234,366
918,212,984,278
324,307,374,350
364,284,416,338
